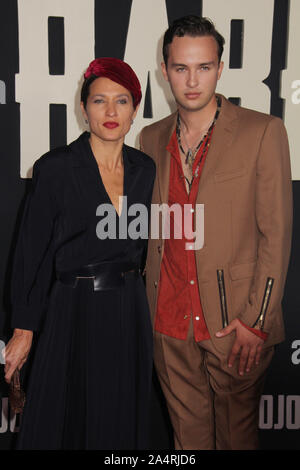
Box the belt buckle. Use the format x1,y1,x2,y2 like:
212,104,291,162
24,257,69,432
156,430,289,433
75,275,95,288
76,276,95,279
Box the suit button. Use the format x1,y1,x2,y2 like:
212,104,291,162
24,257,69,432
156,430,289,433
154,281,158,287
157,246,161,254
195,316,200,321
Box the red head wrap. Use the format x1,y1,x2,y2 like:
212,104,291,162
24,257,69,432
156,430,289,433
84,57,142,108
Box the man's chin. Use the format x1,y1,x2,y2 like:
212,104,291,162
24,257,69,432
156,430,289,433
175,94,217,113
176,100,207,113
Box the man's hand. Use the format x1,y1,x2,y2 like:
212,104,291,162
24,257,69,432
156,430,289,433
215,319,264,376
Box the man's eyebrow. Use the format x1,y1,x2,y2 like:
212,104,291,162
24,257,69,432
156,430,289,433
170,61,215,67
170,63,186,67
198,61,215,66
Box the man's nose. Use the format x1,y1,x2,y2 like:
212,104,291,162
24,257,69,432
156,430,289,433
186,70,199,88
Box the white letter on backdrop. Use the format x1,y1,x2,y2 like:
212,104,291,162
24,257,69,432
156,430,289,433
124,0,174,148
16,0,94,177
202,0,274,113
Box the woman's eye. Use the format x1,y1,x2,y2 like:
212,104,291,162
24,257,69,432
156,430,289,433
118,99,128,104
94,99,104,104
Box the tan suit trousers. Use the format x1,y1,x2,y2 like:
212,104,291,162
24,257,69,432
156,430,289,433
154,320,274,450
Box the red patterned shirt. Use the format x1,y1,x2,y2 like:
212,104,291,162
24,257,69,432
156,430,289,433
155,128,211,341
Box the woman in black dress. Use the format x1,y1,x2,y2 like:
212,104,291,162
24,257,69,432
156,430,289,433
4,58,155,449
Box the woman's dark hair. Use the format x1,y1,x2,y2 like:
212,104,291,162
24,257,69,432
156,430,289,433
163,15,225,65
81,75,98,109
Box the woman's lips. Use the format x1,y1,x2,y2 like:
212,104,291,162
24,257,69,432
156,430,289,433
103,122,119,129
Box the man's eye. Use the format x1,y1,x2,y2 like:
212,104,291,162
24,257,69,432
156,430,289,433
176,67,185,72
201,66,209,71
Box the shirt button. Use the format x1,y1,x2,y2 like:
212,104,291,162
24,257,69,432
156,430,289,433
190,280,195,285
195,316,200,321
190,208,195,213
184,315,189,319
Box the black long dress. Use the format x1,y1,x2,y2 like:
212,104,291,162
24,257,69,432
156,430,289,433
10,132,155,449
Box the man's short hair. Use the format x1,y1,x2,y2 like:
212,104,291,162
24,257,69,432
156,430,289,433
163,15,225,65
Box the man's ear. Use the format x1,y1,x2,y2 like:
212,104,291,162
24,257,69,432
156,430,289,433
217,61,224,80
161,61,169,82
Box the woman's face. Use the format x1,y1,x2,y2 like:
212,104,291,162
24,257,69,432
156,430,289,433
81,76,139,144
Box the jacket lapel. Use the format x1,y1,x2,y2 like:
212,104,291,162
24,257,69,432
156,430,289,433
157,112,177,205
70,132,107,206
69,133,141,214
154,97,239,205
122,145,144,207
197,95,239,198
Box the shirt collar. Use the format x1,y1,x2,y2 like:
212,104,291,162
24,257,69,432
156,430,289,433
166,127,180,162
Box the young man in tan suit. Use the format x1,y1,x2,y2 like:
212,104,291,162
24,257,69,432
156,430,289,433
140,16,292,450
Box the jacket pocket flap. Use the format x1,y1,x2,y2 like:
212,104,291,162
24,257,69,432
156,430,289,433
214,167,245,183
229,261,256,280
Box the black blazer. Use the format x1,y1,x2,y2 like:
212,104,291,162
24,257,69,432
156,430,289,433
11,132,155,331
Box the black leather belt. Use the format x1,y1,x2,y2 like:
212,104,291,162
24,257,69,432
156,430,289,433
56,262,140,291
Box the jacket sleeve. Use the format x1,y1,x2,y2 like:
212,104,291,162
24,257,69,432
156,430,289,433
139,129,146,156
10,158,59,332
139,127,151,156
239,117,293,334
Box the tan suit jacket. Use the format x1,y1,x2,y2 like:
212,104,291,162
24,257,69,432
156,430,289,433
140,95,293,353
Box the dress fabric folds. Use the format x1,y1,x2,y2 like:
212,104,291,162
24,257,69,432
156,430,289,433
11,132,155,449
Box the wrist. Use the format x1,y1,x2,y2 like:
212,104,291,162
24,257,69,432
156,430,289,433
238,319,268,341
13,328,33,337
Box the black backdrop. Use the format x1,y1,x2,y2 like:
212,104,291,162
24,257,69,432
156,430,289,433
0,0,299,450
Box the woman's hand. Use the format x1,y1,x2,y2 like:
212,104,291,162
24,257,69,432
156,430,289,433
4,329,33,384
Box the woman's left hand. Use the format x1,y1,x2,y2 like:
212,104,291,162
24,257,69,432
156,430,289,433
4,328,33,384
